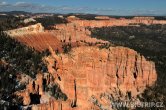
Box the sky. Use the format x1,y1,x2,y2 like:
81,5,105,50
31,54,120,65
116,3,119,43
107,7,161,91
0,0,166,16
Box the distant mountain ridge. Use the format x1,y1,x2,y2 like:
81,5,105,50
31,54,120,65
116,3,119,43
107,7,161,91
0,11,32,15
0,11,166,17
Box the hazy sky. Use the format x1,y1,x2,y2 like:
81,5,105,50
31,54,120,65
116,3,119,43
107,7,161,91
0,0,166,15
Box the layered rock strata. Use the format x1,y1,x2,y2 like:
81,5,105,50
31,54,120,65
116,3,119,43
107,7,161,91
18,46,157,110
16,32,62,52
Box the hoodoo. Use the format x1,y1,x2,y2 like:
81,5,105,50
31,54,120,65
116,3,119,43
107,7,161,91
17,46,157,110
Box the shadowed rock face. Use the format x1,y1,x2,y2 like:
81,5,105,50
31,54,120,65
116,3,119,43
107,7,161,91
31,46,156,110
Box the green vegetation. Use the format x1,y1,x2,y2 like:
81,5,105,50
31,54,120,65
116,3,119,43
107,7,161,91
0,28,48,109
0,15,36,30
0,30,47,78
62,43,72,54
35,15,68,29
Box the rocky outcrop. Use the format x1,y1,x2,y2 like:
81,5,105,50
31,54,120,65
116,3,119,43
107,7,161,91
28,46,156,110
23,18,36,24
15,46,157,110
15,71,65,107
50,23,108,44
6,23,44,37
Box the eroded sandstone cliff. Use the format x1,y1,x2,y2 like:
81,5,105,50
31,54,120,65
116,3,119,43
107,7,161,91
68,17,166,28
17,46,157,110
5,16,162,109
16,32,62,52
50,23,108,44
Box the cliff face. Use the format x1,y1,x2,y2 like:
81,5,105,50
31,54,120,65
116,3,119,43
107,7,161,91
16,32,62,52
50,23,108,44
25,46,156,110
15,46,157,110
69,18,166,28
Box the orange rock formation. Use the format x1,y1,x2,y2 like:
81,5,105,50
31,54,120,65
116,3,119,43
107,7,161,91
50,23,108,44
70,18,166,27
16,46,157,110
8,16,161,109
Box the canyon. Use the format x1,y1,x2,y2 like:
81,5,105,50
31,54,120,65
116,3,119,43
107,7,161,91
4,16,166,110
